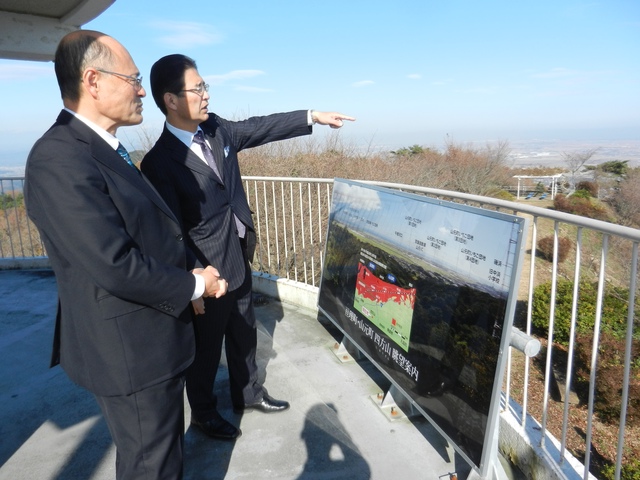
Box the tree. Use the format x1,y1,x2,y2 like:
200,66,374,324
611,168,640,227
562,148,598,193
391,144,426,156
600,160,629,176
443,139,512,196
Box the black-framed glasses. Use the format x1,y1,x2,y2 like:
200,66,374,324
96,68,143,90
180,83,209,97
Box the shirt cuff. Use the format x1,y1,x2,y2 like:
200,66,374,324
191,273,205,300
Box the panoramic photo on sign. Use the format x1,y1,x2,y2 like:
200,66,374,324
318,179,527,467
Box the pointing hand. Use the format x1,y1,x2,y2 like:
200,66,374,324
312,111,356,129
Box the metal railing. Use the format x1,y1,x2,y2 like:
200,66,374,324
243,176,640,480
0,177,43,259
4,175,640,479
244,177,333,286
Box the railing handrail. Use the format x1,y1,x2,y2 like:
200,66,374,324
243,176,334,183
0,176,26,181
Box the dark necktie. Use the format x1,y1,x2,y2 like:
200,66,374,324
192,131,246,238
192,131,222,180
117,144,140,174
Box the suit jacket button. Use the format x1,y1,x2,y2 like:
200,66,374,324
176,234,183,241
218,184,225,190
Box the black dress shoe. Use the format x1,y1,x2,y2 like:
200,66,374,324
191,416,241,440
234,393,290,414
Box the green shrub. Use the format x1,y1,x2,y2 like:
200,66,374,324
574,331,640,425
576,180,598,197
0,193,24,210
600,458,640,480
490,189,515,201
531,279,637,345
572,189,592,199
391,144,425,156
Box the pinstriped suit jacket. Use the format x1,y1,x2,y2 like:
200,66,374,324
141,110,312,291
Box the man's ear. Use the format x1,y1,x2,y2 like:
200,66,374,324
164,92,179,112
83,68,100,99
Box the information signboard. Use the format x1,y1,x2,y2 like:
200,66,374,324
318,179,527,470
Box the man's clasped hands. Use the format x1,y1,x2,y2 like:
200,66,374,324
191,266,228,314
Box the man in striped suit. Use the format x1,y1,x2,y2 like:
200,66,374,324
141,54,354,440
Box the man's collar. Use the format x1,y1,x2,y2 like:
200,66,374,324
166,121,201,147
63,108,119,149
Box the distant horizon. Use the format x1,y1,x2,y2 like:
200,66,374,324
2,136,639,177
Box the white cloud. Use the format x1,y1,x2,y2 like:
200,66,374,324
352,80,374,87
206,70,265,86
150,21,223,48
407,74,421,80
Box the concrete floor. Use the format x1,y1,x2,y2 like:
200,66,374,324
0,269,473,480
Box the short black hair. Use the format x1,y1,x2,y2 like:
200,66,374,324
150,54,198,115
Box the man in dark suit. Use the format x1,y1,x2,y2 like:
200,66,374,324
141,54,354,440
25,32,226,480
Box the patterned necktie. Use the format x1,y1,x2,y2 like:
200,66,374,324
117,144,140,174
192,130,222,180
192,131,246,238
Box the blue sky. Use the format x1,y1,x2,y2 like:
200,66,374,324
0,0,639,168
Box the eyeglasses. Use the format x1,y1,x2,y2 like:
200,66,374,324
180,84,209,97
96,68,143,90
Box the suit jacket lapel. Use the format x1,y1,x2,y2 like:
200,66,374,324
198,123,229,179
203,131,226,179
160,128,223,184
60,113,179,222
97,141,179,221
